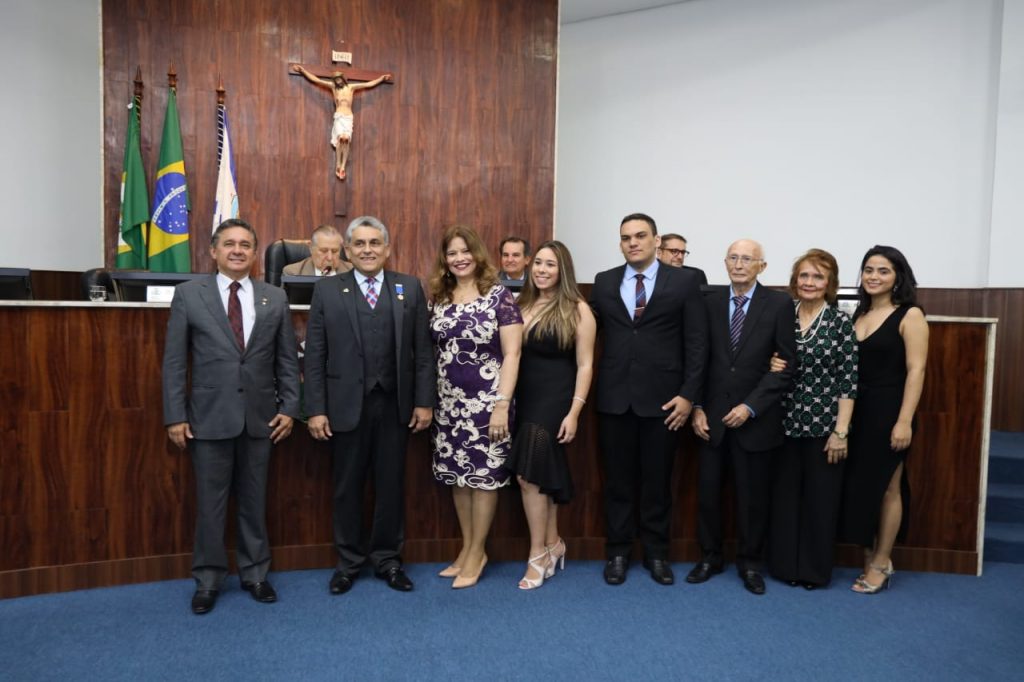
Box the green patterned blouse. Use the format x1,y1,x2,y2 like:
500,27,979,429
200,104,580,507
782,303,858,438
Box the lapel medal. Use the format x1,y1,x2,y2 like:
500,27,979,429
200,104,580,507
396,283,405,301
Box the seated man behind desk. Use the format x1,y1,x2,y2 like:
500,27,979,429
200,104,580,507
283,224,352,276
658,233,708,286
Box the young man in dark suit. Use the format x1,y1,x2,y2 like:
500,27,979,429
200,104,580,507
688,239,797,595
303,215,435,595
589,213,707,585
162,218,301,614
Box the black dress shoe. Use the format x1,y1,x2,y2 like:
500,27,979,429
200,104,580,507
642,558,675,585
329,570,354,595
686,561,724,584
191,589,218,614
242,580,278,603
378,566,414,592
603,556,628,585
741,570,766,595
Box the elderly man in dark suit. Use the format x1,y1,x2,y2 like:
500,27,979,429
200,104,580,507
589,213,707,586
282,224,353,277
687,238,796,595
162,218,300,614
304,215,435,595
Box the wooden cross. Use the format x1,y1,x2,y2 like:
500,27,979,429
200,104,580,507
289,62,395,217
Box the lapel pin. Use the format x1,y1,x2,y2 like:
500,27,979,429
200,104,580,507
396,283,405,301
343,288,350,293
260,297,269,306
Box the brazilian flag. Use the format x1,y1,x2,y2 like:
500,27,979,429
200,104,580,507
148,88,191,272
115,96,150,269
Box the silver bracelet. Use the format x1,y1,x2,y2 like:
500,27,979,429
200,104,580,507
572,396,586,404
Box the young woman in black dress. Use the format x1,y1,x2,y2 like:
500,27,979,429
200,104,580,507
843,245,928,594
504,241,596,590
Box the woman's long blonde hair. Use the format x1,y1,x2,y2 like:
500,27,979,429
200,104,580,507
517,240,583,350
427,225,499,304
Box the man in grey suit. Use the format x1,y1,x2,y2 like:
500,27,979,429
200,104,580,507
162,218,300,614
304,215,435,595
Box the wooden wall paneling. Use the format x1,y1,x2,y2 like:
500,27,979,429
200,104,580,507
103,0,558,287
0,308,990,597
985,290,1024,431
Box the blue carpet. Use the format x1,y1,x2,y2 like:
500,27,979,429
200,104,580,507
2,562,1023,680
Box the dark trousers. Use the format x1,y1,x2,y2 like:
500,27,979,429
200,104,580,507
331,387,409,576
697,432,775,572
598,410,678,560
190,434,273,590
769,436,845,586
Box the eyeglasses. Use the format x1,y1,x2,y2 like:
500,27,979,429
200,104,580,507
659,248,690,257
725,255,762,265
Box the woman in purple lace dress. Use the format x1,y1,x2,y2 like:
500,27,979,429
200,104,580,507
428,225,523,589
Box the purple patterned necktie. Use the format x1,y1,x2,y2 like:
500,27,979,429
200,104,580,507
633,273,646,321
365,276,378,308
730,294,748,351
228,281,244,350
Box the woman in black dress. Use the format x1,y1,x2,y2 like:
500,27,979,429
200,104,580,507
504,241,596,590
769,249,857,590
842,245,928,594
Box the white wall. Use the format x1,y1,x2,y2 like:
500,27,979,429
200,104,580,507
556,0,1013,287
990,0,1024,287
0,0,103,271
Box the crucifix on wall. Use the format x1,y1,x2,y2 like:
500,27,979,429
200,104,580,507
290,56,393,216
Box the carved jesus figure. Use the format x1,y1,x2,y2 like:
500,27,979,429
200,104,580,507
293,65,392,180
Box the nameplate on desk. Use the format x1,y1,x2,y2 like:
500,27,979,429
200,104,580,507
146,286,176,302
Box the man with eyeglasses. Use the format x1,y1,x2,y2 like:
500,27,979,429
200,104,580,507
657,233,708,286
687,239,796,596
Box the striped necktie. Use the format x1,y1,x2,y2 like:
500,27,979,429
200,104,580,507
633,273,646,321
365,276,378,308
730,294,748,351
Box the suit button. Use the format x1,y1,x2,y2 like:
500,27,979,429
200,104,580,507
237,388,243,393
730,367,735,372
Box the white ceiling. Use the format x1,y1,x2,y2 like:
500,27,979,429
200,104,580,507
560,0,691,25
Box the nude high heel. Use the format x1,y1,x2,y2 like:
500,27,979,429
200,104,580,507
452,555,488,589
518,550,551,590
438,564,460,578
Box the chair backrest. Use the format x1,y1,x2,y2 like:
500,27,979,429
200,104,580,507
264,239,310,287
81,268,115,300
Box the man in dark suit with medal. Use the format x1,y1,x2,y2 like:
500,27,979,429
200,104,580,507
687,239,796,595
304,215,435,595
162,218,300,614
589,213,707,586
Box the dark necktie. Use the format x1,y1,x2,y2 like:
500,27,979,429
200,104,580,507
365,276,378,308
730,294,748,351
633,273,646,321
228,281,244,350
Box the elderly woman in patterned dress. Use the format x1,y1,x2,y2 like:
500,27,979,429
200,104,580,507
428,225,523,589
768,248,857,589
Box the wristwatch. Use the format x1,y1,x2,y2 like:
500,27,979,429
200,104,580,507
833,430,848,440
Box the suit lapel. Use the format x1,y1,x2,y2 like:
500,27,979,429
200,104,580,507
384,272,405,369
606,264,633,324
733,284,767,357
199,275,242,353
338,271,363,350
248,280,271,355
639,265,671,323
